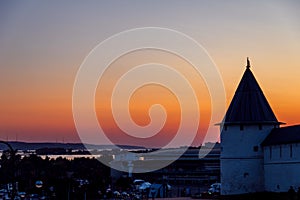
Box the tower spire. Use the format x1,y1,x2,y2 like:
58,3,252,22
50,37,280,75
246,57,250,69
221,58,279,125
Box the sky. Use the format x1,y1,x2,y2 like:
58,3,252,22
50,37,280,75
0,1,299,147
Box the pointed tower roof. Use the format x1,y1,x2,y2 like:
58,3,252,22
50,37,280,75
222,58,282,125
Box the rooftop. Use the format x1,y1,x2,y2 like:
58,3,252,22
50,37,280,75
221,58,281,125
261,125,300,146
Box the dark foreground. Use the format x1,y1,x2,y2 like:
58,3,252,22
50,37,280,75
200,192,298,200
141,193,297,200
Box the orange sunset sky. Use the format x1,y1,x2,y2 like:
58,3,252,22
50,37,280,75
0,1,299,147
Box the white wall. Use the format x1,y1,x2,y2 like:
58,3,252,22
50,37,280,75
221,125,273,158
221,124,274,195
221,158,264,195
264,143,300,192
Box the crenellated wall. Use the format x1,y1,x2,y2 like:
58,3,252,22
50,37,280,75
264,143,300,192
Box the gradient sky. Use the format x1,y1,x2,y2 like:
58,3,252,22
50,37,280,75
0,1,299,146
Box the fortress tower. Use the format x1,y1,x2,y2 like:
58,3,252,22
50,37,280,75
219,59,283,195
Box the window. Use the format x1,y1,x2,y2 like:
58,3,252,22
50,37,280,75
240,125,244,131
279,145,282,158
253,146,259,152
243,172,249,178
290,145,293,158
270,146,272,159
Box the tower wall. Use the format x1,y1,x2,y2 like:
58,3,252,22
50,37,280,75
220,124,274,195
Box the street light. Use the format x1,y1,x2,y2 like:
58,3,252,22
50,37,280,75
162,175,168,198
35,180,43,189
35,180,45,199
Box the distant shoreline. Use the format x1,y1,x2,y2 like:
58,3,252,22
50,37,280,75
0,141,147,151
